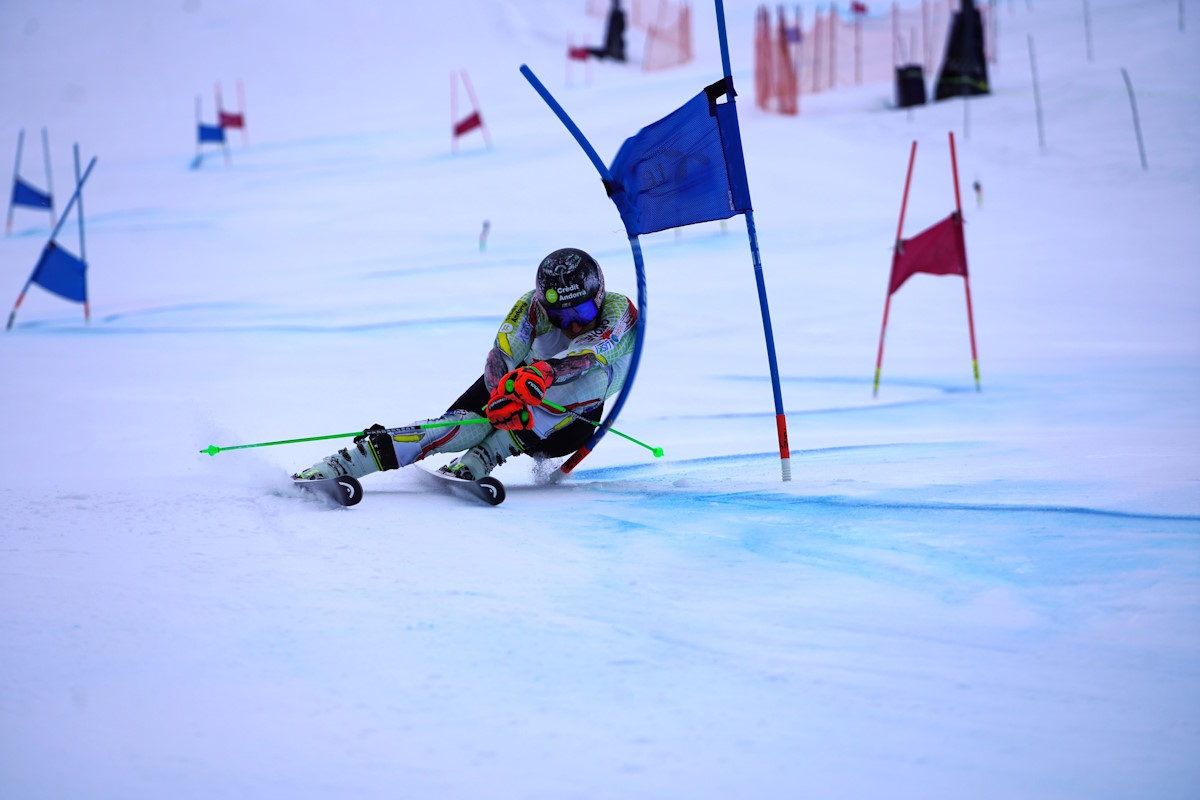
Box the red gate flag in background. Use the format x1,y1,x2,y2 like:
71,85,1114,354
888,211,967,295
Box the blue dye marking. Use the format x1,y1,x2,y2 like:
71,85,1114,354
13,314,498,335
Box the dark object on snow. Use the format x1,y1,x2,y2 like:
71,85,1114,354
588,0,627,62
895,64,927,108
935,0,990,100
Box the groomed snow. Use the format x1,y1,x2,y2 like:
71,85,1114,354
1,1,1197,797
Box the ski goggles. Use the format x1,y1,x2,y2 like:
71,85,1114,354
545,298,600,329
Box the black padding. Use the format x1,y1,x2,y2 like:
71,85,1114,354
517,404,603,458
369,432,399,471
357,423,399,471
448,375,490,415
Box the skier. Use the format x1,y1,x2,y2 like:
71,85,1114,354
293,247,638,483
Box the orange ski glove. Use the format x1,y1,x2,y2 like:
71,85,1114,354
485,392,534,431
500,361,555,406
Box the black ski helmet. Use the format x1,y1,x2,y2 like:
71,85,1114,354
535,248,605,327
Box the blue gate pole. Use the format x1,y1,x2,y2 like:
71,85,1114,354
7,129,25,235
42,127,55,227
74,144,89,324
520,64,649,480
715,0,792,481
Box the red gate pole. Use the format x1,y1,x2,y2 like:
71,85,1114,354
829,3,838,89
460,70,491,148
450,72,458,154
855,12,862,85
237,79,247,145
948,132,981,390
875,140,917,397
796,6,804,112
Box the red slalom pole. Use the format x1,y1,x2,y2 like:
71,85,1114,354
450,72,458,154
459,70,491,148
949,131,964,213
875,140,917,397
949,132,980,391
237,79,247,145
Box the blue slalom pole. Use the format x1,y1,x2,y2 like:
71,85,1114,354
714,0,792,480
46,156,95,244
715,0,734,78
519,64,650,480
519,65,612,180
42,127,55,227
73,145,86,263
74,144,89,324
6,129,24,235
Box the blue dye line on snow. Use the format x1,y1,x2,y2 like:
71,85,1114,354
577,450,1200,525
13,315,498,335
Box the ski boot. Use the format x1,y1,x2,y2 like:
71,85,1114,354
292,425,399,481
440,428,524,481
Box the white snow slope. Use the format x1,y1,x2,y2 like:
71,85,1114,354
1,1,1198,798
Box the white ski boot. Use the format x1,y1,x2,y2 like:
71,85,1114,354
440,428,524,481
292,435,389,481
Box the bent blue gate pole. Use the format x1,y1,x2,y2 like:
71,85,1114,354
715,0,792,480
519,64,649,481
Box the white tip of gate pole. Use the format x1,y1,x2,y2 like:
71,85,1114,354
780,457,792,482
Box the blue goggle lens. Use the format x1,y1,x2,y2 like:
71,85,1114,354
546,298,600,328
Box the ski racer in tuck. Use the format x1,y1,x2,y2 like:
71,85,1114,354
294,248,638,483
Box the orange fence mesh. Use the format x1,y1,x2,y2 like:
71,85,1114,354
754,1,996,113
643,1,694,72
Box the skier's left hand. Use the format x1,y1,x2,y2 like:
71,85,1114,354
499,361,554,406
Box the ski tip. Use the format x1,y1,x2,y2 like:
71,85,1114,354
292,474,363,507
335,475,364,506
477,476,505,505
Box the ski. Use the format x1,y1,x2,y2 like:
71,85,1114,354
419,467,506,506
292,475,363,507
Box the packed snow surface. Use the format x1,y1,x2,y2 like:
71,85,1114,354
1,1,1197,797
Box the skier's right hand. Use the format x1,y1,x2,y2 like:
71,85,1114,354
485,394,535,431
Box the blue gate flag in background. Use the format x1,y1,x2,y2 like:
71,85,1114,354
12,178,52,209
607,78,752,236
198,124,226,143
30,242,87,303
7,128,56,235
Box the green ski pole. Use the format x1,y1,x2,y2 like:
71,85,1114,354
201,405,662,459
542,400,663,458
200,416,490,457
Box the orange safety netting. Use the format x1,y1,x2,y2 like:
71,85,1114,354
753,1,996,113
643,1,693,72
